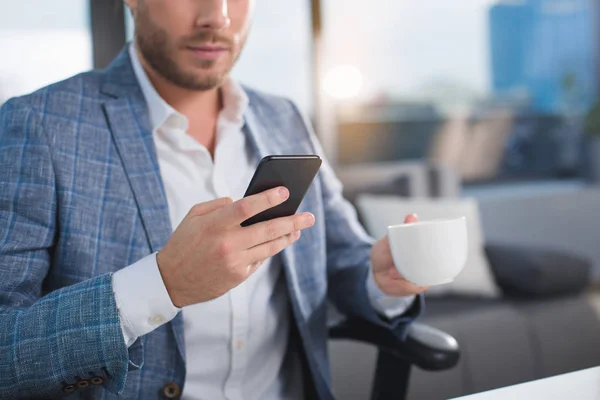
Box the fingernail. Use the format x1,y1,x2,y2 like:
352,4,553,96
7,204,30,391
304,213,315,225
294,231,301,239
279,187,289,199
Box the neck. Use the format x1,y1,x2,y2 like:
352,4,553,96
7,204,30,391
136,47,222,155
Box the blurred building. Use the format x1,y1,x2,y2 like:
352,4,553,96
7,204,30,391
490,0,596,113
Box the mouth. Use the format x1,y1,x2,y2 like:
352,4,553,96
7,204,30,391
187,45,229,61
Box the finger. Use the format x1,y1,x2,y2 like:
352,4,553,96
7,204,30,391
220,186,290,226
245,231,301,265
189,197,234,217
404,213,419,224
384,280,429,297
388,268,404,280
238,212,315,248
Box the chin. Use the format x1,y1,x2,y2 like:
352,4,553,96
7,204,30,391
183,74,226,91
193,67,230,83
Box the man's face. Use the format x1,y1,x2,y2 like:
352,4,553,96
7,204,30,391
126,0,254,91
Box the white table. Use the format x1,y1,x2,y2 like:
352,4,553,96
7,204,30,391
451,367,600,400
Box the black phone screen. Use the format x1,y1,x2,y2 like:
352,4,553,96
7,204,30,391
241,155,322,227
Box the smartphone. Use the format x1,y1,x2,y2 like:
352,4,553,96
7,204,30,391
241,155,322,227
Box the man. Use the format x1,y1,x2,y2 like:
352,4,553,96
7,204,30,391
0,1,427,399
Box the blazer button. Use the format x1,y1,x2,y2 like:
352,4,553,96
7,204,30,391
163,382,181,399
62,384,76,394
76,379,90,389
90,376,105,385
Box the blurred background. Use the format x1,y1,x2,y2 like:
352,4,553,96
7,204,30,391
4,0,600,399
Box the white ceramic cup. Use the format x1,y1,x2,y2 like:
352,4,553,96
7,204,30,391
387,217,468,287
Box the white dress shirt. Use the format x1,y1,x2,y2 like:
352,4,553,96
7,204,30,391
111,43,414,400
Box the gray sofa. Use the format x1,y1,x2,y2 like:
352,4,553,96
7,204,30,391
329,162,600,400
409,293,600,399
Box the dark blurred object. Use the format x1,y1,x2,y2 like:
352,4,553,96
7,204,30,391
584,99,600,136
343,175,410,206
338,162,461,204
335,104,582,183
584,99,600,183
329,319,460,400
486,244,592,298
336,103,441,166
91,0,126,69
413,293,600,399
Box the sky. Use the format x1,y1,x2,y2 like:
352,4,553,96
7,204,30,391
1,0,503,109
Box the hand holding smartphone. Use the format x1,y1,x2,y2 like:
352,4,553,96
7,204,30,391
241,155,322,227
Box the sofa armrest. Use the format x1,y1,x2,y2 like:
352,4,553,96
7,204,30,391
329,318,460,371
484,243,592,298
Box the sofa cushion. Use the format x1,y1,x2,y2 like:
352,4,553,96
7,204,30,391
485,244,592,298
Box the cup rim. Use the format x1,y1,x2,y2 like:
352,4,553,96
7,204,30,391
387,216,466,230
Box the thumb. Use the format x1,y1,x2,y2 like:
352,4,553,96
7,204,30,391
189,197,234,217
404,213,419,224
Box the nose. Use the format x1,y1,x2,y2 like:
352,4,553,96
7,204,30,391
195,0,231,31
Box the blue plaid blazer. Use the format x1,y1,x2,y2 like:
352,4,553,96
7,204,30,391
0,48,422,399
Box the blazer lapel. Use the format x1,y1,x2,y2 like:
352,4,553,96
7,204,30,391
103,99,173,252
100,47,186,361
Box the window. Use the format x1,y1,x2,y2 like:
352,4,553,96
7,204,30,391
0,0,92,105
322,0,597,183
232,0,313,113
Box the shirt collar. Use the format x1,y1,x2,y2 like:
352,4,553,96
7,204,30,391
128,43,249,132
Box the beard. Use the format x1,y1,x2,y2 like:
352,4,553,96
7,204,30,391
134,5,244,91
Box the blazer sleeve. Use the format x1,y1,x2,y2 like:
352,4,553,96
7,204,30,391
287,100,424,337
0,99,137,399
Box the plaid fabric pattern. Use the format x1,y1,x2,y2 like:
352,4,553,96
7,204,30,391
0,47,422,400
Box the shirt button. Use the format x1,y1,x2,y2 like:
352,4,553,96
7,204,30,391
90,376,104,385
62,384,76,394
150,314,166,325
76,379,90,389
163,382,181,399
236,340,244,350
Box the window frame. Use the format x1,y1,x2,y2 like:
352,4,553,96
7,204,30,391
90,0,126,69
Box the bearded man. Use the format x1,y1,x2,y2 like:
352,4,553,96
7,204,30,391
0,1,426,399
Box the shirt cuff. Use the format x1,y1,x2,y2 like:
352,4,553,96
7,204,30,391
366,265,415,320
111,253,181,347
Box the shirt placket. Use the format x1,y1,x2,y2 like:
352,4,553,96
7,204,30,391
212,127,250,400
223,281,250,400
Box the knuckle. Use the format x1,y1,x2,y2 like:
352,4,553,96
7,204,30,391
268,241,281,257
288,234,300,248
293,215,304,231
264,220,279,241
265,190,280,208
272,235,290,255
289,232,298,244
217,240,232,258
237,201,253,220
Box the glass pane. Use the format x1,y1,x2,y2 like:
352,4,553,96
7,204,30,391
323,0,596,182
232,0,313,113
0,0,92,105
124,1,313,113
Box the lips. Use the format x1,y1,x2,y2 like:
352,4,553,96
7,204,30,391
187,45,229,61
